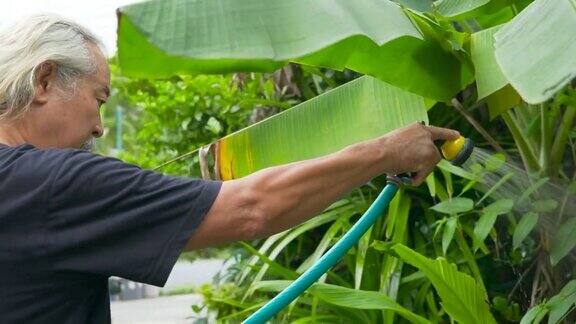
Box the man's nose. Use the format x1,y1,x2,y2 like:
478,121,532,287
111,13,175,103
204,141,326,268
92,124,103,138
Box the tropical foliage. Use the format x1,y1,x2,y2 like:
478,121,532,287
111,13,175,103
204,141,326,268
112,0,576,322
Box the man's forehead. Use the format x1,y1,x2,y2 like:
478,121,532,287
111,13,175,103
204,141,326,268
89,43,111,89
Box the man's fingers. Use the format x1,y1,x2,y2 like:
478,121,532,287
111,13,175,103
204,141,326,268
411,165,435,187
426,125,460,141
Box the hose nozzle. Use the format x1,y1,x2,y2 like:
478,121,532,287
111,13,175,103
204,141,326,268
440,136,474,166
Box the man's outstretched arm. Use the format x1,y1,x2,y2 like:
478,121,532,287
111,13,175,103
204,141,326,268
185,123,460,250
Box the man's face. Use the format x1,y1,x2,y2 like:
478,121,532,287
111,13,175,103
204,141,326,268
28,43,110,150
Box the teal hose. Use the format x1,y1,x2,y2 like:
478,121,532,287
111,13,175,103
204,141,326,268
243,182,400,324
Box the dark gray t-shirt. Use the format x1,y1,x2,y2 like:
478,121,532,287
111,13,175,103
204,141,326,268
0,143,222,323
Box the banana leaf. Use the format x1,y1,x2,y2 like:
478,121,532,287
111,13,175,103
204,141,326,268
494,0,576,104
117,0,470,101
470,25,507,100
434,0,491,18
470,25,523,119
207,76,428,180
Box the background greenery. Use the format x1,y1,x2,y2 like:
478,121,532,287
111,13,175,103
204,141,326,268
102,0,576,322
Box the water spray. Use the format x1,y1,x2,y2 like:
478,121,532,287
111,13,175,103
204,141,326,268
243,133,474,323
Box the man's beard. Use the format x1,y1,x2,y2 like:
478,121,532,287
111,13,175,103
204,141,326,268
80,137,95,152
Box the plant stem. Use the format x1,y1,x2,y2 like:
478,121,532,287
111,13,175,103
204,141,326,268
515,104,540,152
501,110,541,173
540,104,552,176
507,257,538,301
550,106,576,175
530,261,542,308
450,99,508,157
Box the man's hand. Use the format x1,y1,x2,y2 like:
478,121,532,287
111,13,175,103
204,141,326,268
376,122,460,186
186,122,461,250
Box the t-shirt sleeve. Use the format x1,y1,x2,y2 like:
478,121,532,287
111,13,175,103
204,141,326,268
44,149,222,287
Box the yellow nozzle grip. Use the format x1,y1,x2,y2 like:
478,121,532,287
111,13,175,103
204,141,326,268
441,136,465,161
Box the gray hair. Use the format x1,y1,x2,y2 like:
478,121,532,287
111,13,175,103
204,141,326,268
0,14,104,120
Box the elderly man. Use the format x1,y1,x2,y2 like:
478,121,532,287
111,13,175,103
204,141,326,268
0,14,459,323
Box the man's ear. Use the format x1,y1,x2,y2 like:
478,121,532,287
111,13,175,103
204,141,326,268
33,62,58,105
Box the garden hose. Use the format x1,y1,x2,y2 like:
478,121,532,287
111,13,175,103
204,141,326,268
243,135,473,324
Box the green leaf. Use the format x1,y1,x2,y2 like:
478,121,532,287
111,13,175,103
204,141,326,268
533,199,558,213
385,188,410,240
312,283,432,324
443,216,458,255
473,212,498,251
211,76,428,180
438,159,478,180
252,280,432,324
441,167,454,197
476,172,514,205
355,227,372,289
393,0,433,12
237,201,356,285
381,189,410,321
238,231,289,285
290,315,340,323
547,280,576,324
296,217,346,273
434,0,490,18
425,172,436,197
238,242,298,281
551,216,576,265
430,197,474,214
248,202,357,293
482,199,513,215
494,0,576,104
485,152,507,172
459,178,479,196
205,117,222,134
392,244,497,324
517,177,549,205
518,280,576,324
117,0,469,101
486,85,523,120
470,25,524,118
520,304,548,324
470,25,507,100
434,218,448,241
371,240,395,252
513,212,538,250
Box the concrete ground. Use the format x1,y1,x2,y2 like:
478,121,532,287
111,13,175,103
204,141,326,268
111,294,206,324
110,259,228,323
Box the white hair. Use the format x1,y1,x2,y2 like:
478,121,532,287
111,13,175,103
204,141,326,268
0,14,104,120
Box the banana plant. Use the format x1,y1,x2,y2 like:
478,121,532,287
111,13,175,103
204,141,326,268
117,0,575,190
117,0,472,101
116,0,575,322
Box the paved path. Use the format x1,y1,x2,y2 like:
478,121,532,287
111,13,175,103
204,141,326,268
111,294,206,324
164,259,227,288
